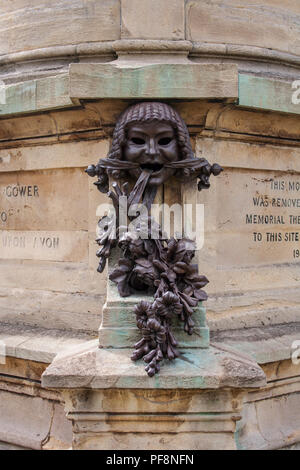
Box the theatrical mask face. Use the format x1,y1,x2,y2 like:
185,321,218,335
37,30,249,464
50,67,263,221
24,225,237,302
123,121,180,186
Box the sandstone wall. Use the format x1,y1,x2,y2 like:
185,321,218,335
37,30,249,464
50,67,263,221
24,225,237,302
0,0,299,334
0,0,299,56
0,106,111,333
0,0,299,451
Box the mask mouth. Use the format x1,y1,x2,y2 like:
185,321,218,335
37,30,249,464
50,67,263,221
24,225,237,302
140,163,164,173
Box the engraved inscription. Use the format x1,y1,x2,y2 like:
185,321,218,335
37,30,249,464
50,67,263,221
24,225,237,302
0,230,88,262
244,176,300,261
2,234,59,250
208,171,300,267
4,185,39,198
0,169,88,230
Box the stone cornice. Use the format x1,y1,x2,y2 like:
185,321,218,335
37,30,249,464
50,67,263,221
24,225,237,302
0,66,299,118
0,40,300,69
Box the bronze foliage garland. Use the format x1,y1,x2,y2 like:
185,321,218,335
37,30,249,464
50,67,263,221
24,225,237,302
86,102,222,376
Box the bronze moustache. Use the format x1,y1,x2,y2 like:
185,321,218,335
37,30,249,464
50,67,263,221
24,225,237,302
97,157,211,172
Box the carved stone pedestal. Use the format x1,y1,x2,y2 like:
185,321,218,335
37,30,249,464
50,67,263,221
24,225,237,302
42,334,265,450
42,172,266,449
41,96,267,450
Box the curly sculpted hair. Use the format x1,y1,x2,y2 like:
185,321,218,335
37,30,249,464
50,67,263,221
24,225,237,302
107,102,195,181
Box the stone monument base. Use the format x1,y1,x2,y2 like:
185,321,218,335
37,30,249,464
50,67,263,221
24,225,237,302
42,340,266,450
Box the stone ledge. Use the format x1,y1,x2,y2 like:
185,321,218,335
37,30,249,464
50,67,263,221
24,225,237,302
238,74,300,115
0,65,299,118
42,341,266,390
0,40,299,67
0,74,80,117
211,322,300,365
0,441,28,450
0,322,95,364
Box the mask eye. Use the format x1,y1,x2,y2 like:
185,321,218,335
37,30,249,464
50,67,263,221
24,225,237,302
158,137,173,145
131,137,145,145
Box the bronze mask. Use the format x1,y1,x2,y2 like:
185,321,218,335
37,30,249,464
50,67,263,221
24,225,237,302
124,121,179,186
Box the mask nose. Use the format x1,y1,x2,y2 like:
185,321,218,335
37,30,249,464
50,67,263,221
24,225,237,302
145,137,159,157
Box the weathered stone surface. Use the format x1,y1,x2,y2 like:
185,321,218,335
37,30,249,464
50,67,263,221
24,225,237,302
0,75,78,117
0,356,48,381
0,260,105,295
43,404,72,450
0,363,73,450
0,0,120,56
69,63,238,100
262,358,300,382
0,137,109,331
42,341,266,390
0,230,87,262
186,0,300,55
0,441,28,450
203,104,300,142
72,431,237,450
64,387,244,415
239,74,300,115
0,323,95,363
0,140,109,173
199,138,300,173
237,389,300,449
121,0,184,40
212,323,300,365
0,169,88,231
0,109,106,144
100,279,209,349
0,389,70,450
41,340,266,450
0,288,103,333
195,134,300,331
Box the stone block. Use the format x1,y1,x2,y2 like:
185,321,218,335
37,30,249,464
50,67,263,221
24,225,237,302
0,389,55,449
0,114,57,143
69,63,238,100
194,135,300,330
43,404,73,450
186,0,300,56
72,430,237,450
0,137,109,332
0,375,72,450
212,323,300,365
0,230,88,262
239,74,300,116
0,0,120,56
121,0,184,40
42,341,266,390
100,280,209,349
0,139,109,173
0,168,88,231
0,356,47,381
0,288,102,333
0,75,77,117
237,390,300,449
0,324,96,363
42,340,265,450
